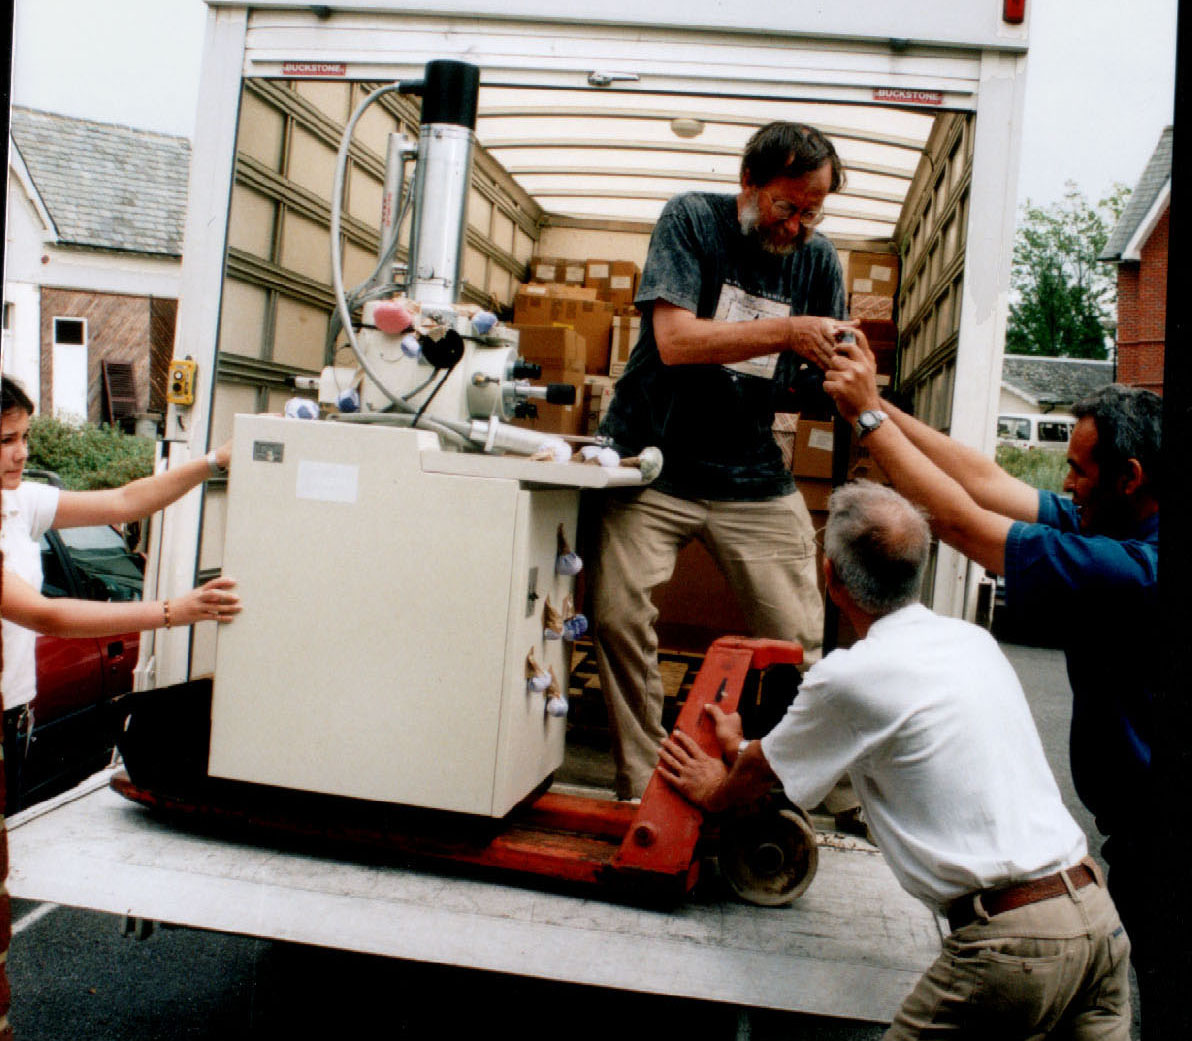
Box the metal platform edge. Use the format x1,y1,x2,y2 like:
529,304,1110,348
6,768,941,1025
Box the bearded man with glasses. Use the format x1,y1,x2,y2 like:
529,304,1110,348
592,122,857,802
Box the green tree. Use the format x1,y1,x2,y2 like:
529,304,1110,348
1006,182,1130,359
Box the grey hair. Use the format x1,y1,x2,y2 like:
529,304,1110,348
824,481,931,616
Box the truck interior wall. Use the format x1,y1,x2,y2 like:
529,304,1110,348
536,226,651,270
191,76,547,671
895,111,975,433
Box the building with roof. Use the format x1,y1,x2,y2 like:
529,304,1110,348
999,353,1114,416
3,107,190,424
1099,126,1170,395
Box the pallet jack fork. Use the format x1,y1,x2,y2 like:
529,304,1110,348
112,637,815,905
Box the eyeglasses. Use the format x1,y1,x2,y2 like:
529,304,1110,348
762,189,826,226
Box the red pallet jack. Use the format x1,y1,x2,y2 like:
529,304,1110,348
111,637,818,906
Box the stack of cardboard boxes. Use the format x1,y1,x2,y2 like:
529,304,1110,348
791,419,836,515
846,249,899,383
511,256,641,437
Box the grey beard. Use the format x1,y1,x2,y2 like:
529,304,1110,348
739,197,797,256
739,196,761,235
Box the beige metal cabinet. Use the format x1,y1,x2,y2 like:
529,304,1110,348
209,415,577,816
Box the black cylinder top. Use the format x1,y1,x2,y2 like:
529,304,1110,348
420,60,480,130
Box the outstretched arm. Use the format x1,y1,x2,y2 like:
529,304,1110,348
653,301,854,371
882,403,1040,523
51,440,231,529
824,336,1015,575
1,570,240,639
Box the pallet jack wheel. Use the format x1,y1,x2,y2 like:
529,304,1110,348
717,802,818,906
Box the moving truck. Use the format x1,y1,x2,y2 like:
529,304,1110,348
8,1,1031,1027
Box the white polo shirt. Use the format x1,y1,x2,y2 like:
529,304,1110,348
1,481,61,710
761,603,1087,913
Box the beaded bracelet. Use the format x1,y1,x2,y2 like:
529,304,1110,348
163,599,172,629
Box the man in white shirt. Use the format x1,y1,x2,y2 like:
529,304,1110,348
660,480,1130,1038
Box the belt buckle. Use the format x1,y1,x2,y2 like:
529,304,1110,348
947,891,989,932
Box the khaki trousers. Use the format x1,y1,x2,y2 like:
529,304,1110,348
591,486,824,800
887,863,1131,1040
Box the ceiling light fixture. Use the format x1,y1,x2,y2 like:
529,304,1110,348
670,118,706,139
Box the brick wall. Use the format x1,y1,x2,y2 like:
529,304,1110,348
1114,207,1168,395
39,289,174,423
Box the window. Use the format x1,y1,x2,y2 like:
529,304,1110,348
57,525,145,602
1037,421,1073,444
53,317,86,345
997,417,1031,440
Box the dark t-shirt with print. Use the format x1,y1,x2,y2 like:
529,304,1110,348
598,192,846,500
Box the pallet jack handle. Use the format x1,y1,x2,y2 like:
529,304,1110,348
609,637,803,889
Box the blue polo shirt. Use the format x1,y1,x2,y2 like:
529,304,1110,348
1004,491,1159,834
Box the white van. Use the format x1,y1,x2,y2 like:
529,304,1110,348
997,413,1076,451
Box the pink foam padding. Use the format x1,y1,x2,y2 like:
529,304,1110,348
374,302,415,335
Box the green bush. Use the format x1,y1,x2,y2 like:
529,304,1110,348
27,414,155,491
995,444,1069,494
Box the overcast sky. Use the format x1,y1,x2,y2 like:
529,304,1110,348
8,0,1178,208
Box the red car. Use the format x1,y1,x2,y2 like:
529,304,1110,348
5,518,145,812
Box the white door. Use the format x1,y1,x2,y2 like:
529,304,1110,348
51,317,88,420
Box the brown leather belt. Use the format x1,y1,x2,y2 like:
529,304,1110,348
947,861,1097,932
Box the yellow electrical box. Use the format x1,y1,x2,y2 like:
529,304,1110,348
167,359,197,405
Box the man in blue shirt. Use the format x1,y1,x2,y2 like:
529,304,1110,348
823,338,1161,1031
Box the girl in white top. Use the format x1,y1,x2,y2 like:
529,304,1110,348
1,375,240,709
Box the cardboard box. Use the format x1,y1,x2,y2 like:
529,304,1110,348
854,317,897,378
652,539,750,652
513,290,614,374
847,458,890,485
529,256,587,285
562,260,587,286
514,324,586,373
515,282,598,304
797,477,832,513
514,373,585,436
509,325,586,436
529,256,563,283
585,259,641,307
583,374,616,435
791,419,836,480
848,433,892,485
849,292,895,320
847,250,900,298
611,310,642,369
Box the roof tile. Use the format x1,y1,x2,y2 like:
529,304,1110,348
10,106,190,257
1001,354,1114,408
1100,126,1172,261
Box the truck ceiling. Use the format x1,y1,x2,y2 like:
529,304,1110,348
227,5,1027,239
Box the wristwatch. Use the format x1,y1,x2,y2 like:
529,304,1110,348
735,739,752,764
856,409,888,440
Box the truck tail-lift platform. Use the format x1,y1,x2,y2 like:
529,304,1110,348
111,637,817,907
